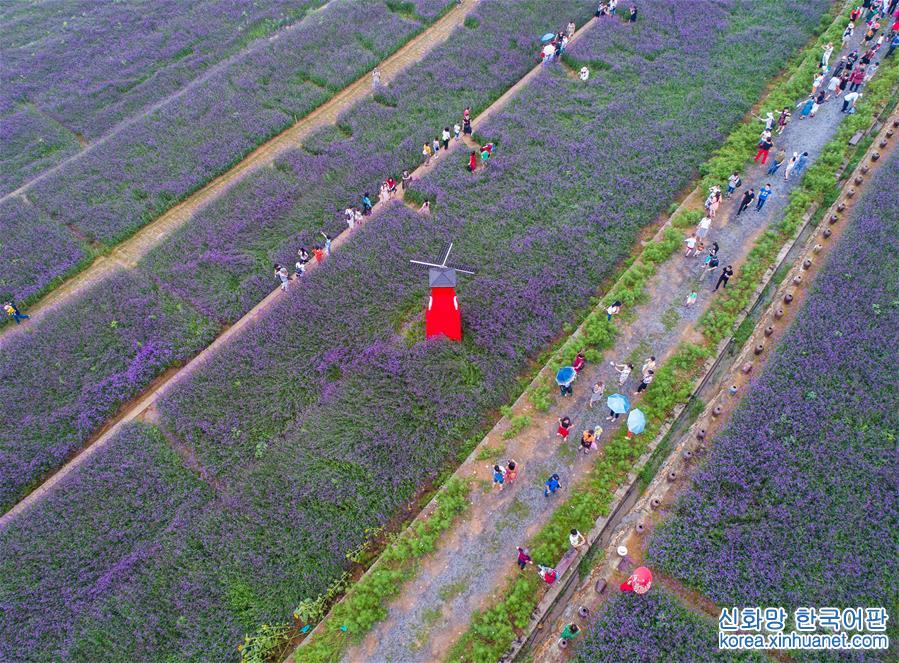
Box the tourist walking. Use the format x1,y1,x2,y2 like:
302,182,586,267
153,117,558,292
684,233,698,257
696,215,712,241
493,464,506,490
441,127,451,150
634,370,654,394
588,381,606,409
793,151,809,177
715,265,734,291
362,192,373,215
3,301,30,324
557,416,573,441
569,529,587,550
767,149,786,175
505,460,518,485
725,171,741,197
841,90,861,113
755,183,773,211
422,142,433,166
544,473,561,497
274,264,289,291
754,135,773,164
776,107,791,134
579,429,596,454
736,188,755,216
468,150,478,172
606,300,622,321
783,152,799,180
516,546,533,570
611,361,633,386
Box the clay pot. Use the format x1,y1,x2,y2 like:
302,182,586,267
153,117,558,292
667,470,677,482
683,449,693,461
784,292,794,304
837,202,846,212
741,362,753,374
803,258,813,270
887,129,895,139
578,606,591,619
712,405,723,418
893,118,899,128
823,228,832,239
774,308,785,319
793,275,803,286
871,151,881,160
595,578,607,594
847,188,856,198
559,638,568,650
754,343,765,356
764,325,774,337
854,175,864,185
829,214,839,224
650,497,662,509
696,428,706,440
861,165,870,175
813,243,823,254
879,139,888,148
635,522,646,535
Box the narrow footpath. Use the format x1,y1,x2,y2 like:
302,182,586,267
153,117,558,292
0,0,482,343
341,34,869,663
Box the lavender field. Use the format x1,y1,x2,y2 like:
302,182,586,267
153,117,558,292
0,270,217,511
6,0,455,301
574,589,763,662
0,0,865,659
648,153,899,622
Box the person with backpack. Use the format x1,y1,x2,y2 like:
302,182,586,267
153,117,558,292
4,301,30,324
361,192,373,215
579,429,597,454
493,464,507,490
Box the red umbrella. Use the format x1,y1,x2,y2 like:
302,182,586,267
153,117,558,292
619,566,653,594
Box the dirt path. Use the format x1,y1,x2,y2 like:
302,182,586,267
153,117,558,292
339,34,874,663
0,0,482,343
526,111,899,663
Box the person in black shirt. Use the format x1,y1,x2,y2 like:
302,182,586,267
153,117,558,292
737,188,755,216
715,266,734,291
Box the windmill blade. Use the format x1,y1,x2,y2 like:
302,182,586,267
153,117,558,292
410,259,442,269
435,242,453,267
447,261,476,275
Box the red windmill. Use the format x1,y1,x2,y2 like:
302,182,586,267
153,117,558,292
410,242,475,342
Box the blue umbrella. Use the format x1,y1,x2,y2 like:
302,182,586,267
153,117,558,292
607,393,630,414
556,366,576,385
541,32,556,43
627,408,647,435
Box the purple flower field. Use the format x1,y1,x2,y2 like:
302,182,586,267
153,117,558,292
0,270,217,511
573,589,763,662
0,107,81,195
141,0,591,322
25,0,436,245
0,197,86,302
0,423,214,661
0,0,320,195
648,153,899,618
0,1,839,658
1,0,318,140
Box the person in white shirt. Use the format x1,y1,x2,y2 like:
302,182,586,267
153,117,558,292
569,529,586,549
579,66,590,82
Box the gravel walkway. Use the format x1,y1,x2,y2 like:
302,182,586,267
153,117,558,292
343,29,867,663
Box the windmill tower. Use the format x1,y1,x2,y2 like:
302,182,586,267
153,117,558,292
410,242,475,342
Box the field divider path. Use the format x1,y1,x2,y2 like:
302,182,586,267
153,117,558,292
0,8,603,526
0,0,341,204
0,0,482,343
336,28,876,663
527,113,899,663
